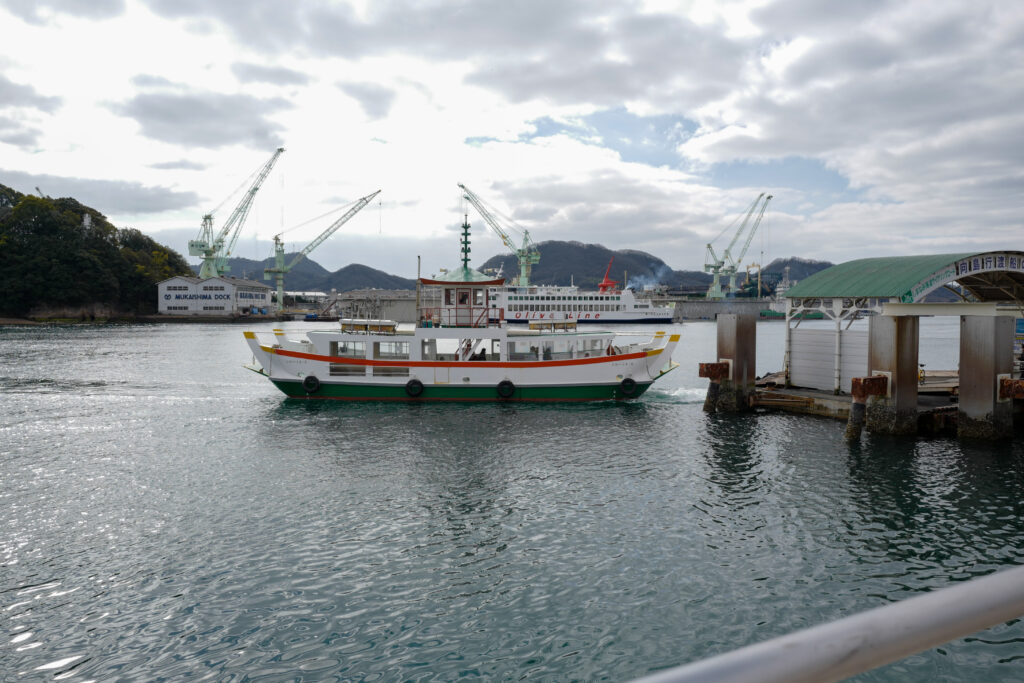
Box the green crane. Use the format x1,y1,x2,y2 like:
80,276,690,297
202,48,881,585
264,189,381,313
458,183,540,285
704,193,772,299
189,147,284,279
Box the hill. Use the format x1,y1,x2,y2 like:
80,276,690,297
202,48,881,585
321,264,416,291
193,254,330,290
0,183,192,317
762,256,834,282
479,240,711,291
197,255,414,292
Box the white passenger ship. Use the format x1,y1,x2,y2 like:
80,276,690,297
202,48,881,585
487,260,675,324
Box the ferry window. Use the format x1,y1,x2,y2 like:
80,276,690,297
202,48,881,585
331,341,366,357
445,289,453,305
475,290,484,306
373,366,409,377
330,364,365,376
375,342,409,359
458,291,470,305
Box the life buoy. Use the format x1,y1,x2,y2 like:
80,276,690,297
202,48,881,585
405,379,424,397
496,380,515,399
302,375,320,393
619,377,637,397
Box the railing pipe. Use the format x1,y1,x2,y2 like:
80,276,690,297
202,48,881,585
632,564,1024,683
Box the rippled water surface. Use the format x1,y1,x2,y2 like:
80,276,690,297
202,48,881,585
2,320,1023,681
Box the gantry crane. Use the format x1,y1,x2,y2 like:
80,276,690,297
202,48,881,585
458,183,540,285
704,193,772,299
189,147,284,279
264,189,381,313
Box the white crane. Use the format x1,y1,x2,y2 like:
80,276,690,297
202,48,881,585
189,147,284,279
458,183,540,285
263,189,381,313
704,193,772,299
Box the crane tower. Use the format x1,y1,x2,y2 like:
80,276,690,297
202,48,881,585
704,193,772,299
264,190,381,313
189,147,284,279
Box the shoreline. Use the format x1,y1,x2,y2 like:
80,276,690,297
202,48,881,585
0,315,282,326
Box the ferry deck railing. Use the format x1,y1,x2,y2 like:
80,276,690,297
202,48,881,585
631,564,1024,683
420,306,494,328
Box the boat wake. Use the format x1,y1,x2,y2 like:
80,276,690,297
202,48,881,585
645,386,707,404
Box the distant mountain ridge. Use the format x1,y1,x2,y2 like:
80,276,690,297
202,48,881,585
762,257,834,282
192,255,415,291
479,240,712,291
199,247,836,295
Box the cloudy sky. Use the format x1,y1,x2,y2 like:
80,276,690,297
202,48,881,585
1,0,1021,279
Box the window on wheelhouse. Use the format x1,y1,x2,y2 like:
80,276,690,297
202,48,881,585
330,341,366,358
374,341,409,360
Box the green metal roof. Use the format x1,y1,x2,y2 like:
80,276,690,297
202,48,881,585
784,253,975,300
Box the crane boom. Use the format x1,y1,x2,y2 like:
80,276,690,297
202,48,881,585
723,193,765,270
189,147,285,279
736,194,772,266
725,194,772,294
264,189,381,313
458,183,539,285
704,192,772,299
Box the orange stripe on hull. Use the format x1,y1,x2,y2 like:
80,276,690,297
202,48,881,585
268,347,653,369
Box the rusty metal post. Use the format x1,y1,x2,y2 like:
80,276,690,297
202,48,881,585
846,375,889,441
713,313,757,412
699,362,730,413
866,315,919,435
959,316,1013,439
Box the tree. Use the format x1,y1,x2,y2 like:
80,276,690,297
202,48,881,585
0,184,192,317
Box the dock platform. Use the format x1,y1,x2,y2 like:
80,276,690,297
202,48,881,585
752,372,962,435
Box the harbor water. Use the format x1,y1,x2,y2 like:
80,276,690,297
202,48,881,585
2,319,1023,682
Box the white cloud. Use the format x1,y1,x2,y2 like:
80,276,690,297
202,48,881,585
0,0,1021,279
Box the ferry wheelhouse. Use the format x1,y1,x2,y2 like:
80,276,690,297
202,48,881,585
243,224,680,402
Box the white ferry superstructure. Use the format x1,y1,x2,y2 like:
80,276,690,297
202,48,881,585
488,258,674,324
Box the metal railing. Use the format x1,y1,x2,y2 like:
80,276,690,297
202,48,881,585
632,564,1024,683
420,306,494,328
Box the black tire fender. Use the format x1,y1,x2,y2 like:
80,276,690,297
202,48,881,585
496,379,515,399
302,375,320,393
619,377,638,397
405,379,424,397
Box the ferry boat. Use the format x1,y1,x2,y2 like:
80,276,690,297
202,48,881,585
243,228,680,401
487,259,675,325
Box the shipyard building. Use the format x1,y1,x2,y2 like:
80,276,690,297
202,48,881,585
157,276,272,316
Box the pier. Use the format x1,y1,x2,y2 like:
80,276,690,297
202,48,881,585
699,252,1024,440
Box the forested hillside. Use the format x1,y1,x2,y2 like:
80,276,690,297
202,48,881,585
0,184,192,317
480,240,711,291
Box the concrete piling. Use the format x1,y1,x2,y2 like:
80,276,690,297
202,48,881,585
865,315,920,435
700,313,757,413
959,316,1014,439
699,362,729,413
846,375,889,441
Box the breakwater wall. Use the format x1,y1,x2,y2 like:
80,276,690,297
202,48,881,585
667,298,779,321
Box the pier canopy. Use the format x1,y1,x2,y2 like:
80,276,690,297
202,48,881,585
785,251,1024,307
781,251,1024,396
